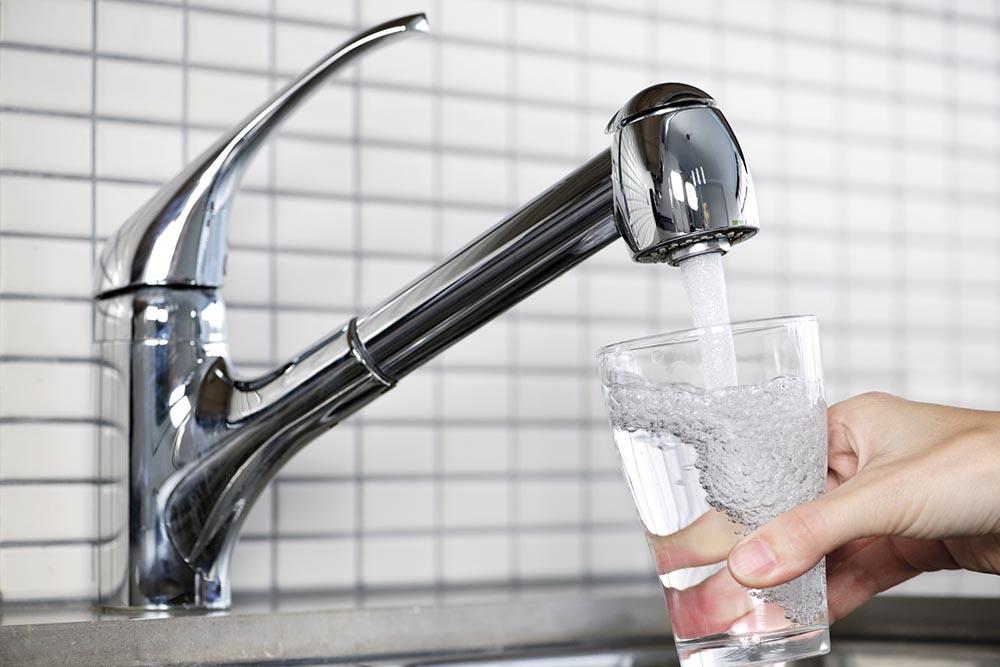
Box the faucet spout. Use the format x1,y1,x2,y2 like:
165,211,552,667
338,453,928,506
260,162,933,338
161,152,621,591
95,16,759,612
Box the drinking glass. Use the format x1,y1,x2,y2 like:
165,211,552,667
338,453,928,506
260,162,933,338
597,315,830,667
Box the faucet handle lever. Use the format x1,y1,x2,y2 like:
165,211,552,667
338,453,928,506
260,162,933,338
96,13,430,297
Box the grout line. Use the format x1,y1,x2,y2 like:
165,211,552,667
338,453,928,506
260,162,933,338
350,0,365,606
3,37,999,120
6,223,1000,259
265,0,281,602
506,0,521,595
774,0,790,319
430,0,446,605
5,101,1000,161
945,0,962,405
9,163,1000,208
87,0,100,604
11,0,998,68
6,300,1000,335
239,522,639,542
118,0,1000,35
0,358,978,386
0,471,625,489
834,0,851,396
889,2,909,398
0,478,116,486
579,0,595,590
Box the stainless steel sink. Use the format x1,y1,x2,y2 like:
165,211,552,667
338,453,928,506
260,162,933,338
388,641,1000,667
2,594,999,666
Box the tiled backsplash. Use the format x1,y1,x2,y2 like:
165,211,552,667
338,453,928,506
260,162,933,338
2,0,1000,603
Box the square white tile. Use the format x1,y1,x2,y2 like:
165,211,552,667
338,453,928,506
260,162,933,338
517,427,583,473
359,38,432,87
274,252,354,307
0,299,92,357
0,485,98,541
362,425,435,474
1,0,93,50
0,423,98,479
440,0,508,42
277,481,355,535
275,22,353,75
442,95,510,150
360,202,435,255
96,121,183,181
0,361,94,419
362,535,435,585
441,370,511,419
517,532,581,578
274,137,354,194
276,538,355,589
189,9,270,70
589,528,650,575
0,49,92,114
443,480,510,528
514,53,580,103
515,320,582,368
359,87,433,145
0,112,91,175
441,153,510,207
96,59,183,122
517,479,582,526
362,480,434,530
280,426,357,477
0,175,92,235
274,195,355,251
441,43,509,95
187,69,271,127
230,540,271,592
97,0,183,60
275,0,353,22
442,534,511,582
441,426,510,473
361,146,432,199
0,237,92,296
0,545,96,600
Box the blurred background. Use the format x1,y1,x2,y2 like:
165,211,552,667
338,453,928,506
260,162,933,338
1,0,999,604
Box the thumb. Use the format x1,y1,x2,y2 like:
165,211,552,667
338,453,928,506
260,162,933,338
727,480,888,589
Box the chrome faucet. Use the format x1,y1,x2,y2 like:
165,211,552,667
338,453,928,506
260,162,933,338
94,14,759,610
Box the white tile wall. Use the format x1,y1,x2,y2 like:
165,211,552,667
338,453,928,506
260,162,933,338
0,0,998,606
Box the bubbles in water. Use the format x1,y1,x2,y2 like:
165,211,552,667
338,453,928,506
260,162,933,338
751,561,827,627
604,373,828,626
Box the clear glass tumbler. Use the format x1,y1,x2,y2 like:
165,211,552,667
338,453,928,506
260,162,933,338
597,315,830,667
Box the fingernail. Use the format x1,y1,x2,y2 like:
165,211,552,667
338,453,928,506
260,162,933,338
730,539,777,579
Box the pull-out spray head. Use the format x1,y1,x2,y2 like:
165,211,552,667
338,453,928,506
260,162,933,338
607,83,759,265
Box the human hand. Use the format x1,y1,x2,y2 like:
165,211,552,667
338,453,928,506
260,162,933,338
726,392,1000,621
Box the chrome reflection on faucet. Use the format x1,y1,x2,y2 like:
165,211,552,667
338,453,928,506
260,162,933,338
606,84,758,265
95,13,759,610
